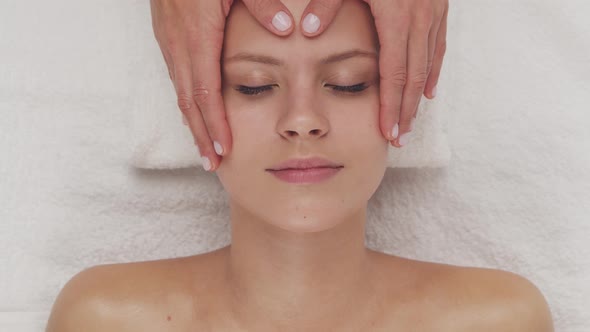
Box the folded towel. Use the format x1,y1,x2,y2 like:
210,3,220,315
128,32,452,170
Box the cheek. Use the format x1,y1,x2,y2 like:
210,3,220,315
331,91,383,142
223,91,276,142
217,94,277,184
331,93,388,171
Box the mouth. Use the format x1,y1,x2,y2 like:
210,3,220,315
267,157,343,172
275,166,343,171
266,166,343,184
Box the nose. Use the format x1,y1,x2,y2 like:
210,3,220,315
276,92,330,141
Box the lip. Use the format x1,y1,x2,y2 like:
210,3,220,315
267,157,343,171
266,157,344,184
267,167,342,184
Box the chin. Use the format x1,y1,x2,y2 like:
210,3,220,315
260,199,358,234
267,215,345,234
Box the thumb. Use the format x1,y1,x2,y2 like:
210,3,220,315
300,0,343,36
241,0,295,35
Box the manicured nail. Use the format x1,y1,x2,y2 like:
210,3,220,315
272,11,291,32
432,85,437,98
213,141,224,156
302,13,320,34
399,132,412,147
182,114,188,126
201,156,211,171
390,123,399,140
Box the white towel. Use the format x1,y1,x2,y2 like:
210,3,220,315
128,25,452,170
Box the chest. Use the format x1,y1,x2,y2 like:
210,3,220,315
118,259,486,331
151,287,465,332
147,304,461,332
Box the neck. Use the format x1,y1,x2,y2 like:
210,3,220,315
218,201,381,330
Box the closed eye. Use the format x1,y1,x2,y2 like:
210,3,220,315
325,83,368,94
235,83,369,96
235,85,275,95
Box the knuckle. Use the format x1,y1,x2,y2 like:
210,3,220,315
382,66,408,88
410,71,428,90
192,83,211,106
177,93,193,113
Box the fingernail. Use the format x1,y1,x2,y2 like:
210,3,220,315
213,141,224,156
182,114,188,126
390,123,399,140
302,13,320,34
201,156,211,171
272,11,291,32
399,132,412,147
432,85,437,98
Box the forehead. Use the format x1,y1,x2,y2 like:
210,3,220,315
222,0,378,62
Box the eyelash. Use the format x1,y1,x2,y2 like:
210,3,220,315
235,83,368,96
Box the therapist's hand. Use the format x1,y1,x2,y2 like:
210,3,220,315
300,0,449,148
149,0,295,172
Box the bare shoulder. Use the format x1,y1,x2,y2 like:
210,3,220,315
45,264,123,332
438,264,555,332
45,256,201,332
371,253,554,332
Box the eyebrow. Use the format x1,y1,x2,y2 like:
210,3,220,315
222,49,378,67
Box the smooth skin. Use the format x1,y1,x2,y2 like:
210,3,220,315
149,0,449,172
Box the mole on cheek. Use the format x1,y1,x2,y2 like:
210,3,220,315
167,315,172,321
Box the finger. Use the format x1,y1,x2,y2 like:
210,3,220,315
423,16,440,99
242,0,295,35
188,31,234,171
160,46,175,81
373,10,410,142
171,48,220,172
300,0,344,36
392,13,430,148
424,4,448,100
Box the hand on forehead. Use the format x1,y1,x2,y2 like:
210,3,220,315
223,0,378,63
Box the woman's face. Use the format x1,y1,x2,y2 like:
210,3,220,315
217,0,388,233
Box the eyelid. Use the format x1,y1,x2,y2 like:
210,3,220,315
235,82,369,96
325,82,369,94
234,84,276,96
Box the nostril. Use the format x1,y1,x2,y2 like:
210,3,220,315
310,129,321,135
